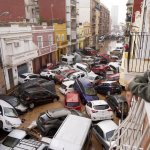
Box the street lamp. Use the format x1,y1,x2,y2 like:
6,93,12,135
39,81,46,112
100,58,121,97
51,4,54,25
0,11,9,17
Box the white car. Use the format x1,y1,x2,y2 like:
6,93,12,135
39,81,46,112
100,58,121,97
18,73,39,84
0,129,27,150
86,72,100,84
61,54,75,65
85,100,113,121
59,80,75,95
40,69,55,79
0,100,22,132
93,120,118,149
82,56,94,65
63,71,86,81
108,62,120,73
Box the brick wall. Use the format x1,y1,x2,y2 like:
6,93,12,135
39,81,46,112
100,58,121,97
0,0,25,22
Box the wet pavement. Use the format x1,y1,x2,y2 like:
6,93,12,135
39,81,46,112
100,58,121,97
0,40,119,150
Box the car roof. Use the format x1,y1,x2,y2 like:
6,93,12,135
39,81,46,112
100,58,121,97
77,78,92,87
0,99,13,108
97,120,118,133
8,129,27,139
62,80,75,86
66,92,79,102
71,71,85,76
0,95,17,100
21,73,36,76
47,108,71,118
91,100,108,106
25,87,48,93
101,81,117,84
74,63,87,68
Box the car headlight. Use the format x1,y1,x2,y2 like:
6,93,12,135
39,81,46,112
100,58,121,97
5,120,12,126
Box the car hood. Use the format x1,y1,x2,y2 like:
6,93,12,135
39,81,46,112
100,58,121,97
5,116,22,127
0,144,11,150
15,103,28,112
106,140,117,149
84,95,99,102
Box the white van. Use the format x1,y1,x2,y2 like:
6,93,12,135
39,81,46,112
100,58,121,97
49,114,92,150
61,54,75,65
0,100,22,132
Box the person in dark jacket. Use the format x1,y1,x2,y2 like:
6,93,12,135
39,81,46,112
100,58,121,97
126,71,150,106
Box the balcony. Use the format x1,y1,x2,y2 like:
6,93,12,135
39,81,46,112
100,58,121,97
5,50,38,66
57,41,68,48
109,98,150,150
71,0,76,6
127,32,150,73
38,44,57,56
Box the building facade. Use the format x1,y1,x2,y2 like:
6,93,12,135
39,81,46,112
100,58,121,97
38,0,79,52
0,0,39,23
0,24,38,90
53,23,68,61
32,24,57,74
99,3,110,36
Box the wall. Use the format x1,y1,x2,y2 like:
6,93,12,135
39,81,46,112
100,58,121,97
132,0,143,22
38,0,66,23
0,0,25,22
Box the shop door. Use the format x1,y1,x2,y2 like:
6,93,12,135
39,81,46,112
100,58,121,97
8,68,14,88
17,63,28,76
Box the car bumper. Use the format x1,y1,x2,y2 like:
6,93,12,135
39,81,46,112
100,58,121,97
91,114,113,121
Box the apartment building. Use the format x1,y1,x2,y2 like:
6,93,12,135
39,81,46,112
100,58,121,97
0,0,39,23
53,23,68,61
99,3,110,37
32,24,57,73
0,24,38,90
38,0,79,52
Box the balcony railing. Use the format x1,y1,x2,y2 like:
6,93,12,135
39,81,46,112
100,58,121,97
127,32,150,73
5,50,38,66
109,98,150,150
38,44,57,56
71,0,76,6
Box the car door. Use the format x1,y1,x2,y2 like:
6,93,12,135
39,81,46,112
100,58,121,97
0,105,4,127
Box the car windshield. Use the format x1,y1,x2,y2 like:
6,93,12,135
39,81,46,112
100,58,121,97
6,98,19,107
106,130,117,141
3,107,18,118
93,105,109,110
2,136,20,148
66,102,80,107
85,87,96,96
61,84,67,89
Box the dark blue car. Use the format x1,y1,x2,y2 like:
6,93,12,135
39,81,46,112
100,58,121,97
74,78,99,104
95,81,122,95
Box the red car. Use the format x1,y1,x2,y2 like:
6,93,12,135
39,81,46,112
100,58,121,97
97,53,111,63
65,92,81,110
53,69,76,83
107,73,120,82
91,64,110,76
83,47,97,56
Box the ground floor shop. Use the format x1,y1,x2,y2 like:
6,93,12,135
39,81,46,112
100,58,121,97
4,61,33,90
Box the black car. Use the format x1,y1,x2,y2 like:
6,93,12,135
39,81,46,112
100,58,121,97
19,78,56,93
0,95,27,114
37,108,84,137
18,87,59,109
95,81,122,95
106,95,129,119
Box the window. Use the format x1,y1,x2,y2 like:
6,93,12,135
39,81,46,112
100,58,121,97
37,36,43,48
95,125,104,138
48,35,53,45
56,34,61,42
62,34,64,41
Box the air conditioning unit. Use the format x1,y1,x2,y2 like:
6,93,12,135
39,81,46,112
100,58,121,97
14,42,20,47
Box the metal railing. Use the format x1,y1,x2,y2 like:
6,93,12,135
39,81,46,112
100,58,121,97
109,98,150,150
127,32,150,72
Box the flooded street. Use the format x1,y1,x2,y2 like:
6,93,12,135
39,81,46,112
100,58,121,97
0,40,118,150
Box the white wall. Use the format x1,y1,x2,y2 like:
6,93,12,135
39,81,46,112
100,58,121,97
79,0,91,23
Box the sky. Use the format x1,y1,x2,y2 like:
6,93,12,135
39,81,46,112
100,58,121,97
100,0,128,23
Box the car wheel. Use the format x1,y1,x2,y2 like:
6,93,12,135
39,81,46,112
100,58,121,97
0,121,3,129
29,103,34,109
